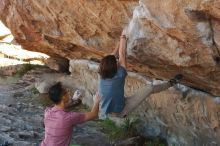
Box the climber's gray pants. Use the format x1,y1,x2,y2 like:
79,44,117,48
119,82,172,117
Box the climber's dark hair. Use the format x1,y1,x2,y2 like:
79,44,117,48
48,82,63,104
98,55,117,79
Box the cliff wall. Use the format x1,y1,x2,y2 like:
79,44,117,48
1,0,220,95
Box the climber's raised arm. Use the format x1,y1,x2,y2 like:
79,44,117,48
119,31,127,68
111,41,119,57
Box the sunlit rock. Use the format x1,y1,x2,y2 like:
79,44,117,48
1,0,220,95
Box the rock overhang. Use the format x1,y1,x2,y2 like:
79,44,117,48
0,0,220,95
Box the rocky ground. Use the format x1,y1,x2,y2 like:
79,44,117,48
0,68,111,146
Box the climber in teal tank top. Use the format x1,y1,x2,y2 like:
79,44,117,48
98,30,128,119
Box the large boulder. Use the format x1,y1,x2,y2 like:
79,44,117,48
68,59,220,146
44,56,69,73
1,0,220,95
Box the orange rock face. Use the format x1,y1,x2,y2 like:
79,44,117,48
1,0,220,95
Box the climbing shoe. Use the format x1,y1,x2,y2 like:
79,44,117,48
169,74,183,86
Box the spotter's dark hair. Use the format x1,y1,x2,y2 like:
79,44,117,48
48,82,63,104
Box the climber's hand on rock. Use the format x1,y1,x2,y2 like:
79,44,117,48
121,26,128,37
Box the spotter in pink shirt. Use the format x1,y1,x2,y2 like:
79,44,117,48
41,107,86,146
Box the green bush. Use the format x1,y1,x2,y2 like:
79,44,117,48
98,118,139,141
30,87,40,94
98,118,124,141
98,118,167,146
121,118,139,137
143,138,166,146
